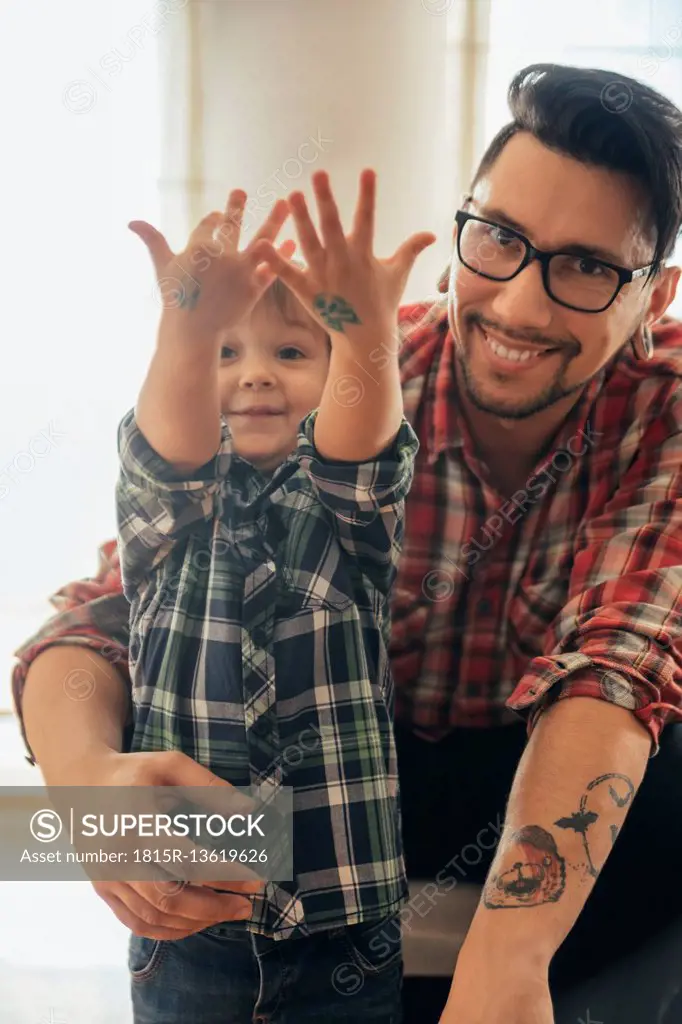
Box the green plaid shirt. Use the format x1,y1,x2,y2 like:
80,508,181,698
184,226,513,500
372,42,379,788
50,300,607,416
116,408,418,939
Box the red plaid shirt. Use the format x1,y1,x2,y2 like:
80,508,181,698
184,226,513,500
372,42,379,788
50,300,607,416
11,302,682,761
391,301,682,752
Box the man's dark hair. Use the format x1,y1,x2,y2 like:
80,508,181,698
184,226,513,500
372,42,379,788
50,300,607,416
472,63,682,275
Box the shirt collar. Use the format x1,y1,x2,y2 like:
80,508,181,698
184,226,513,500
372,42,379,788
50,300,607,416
429,325,466,463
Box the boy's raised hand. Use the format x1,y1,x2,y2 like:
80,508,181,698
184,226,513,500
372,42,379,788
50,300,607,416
255,169,436,340
129,191,296,343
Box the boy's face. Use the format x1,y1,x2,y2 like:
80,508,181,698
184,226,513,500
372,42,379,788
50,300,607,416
219,289,330,471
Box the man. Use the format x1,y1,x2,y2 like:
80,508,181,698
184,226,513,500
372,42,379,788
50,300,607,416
390,63,682,1023
13,63,682,1023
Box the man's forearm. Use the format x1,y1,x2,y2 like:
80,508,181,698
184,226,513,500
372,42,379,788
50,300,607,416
464,696,650,966
135,318,221,472
314,329,403,462
21,647,132,785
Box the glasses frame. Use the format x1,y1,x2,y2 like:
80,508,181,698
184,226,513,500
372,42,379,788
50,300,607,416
454,210,656,314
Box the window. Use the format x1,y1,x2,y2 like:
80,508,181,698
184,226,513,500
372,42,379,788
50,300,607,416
479,0,682,316
0,1,162,709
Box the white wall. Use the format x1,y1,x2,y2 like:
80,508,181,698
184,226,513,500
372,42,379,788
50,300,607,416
174,0,462,302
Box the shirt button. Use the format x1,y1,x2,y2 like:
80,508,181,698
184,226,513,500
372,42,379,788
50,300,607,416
478,598,493,615
251,717,271,738
251,627,269,648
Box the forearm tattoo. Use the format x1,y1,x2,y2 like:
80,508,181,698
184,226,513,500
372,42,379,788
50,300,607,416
483,773,635,909
313,294,361,332
483,825,566,909
554,772,635,878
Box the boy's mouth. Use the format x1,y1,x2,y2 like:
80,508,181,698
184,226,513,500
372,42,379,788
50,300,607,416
231,406,285,416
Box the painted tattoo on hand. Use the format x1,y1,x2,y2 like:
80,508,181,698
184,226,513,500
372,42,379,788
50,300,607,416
178,280,201,311
483,825,566,909
313,294,361,332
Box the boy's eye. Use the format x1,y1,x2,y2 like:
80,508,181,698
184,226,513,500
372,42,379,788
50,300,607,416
220,346,237,360
278,346,305,360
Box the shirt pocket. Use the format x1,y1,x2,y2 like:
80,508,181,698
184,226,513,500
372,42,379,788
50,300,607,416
278,529,356,614
508,573,568,660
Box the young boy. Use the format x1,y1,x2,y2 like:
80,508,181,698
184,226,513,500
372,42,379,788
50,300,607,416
117,169,434,1022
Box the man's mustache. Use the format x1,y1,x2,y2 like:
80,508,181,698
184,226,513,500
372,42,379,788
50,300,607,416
438,264,581,355
468,313,581,356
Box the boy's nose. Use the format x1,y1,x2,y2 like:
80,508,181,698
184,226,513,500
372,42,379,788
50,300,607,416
238,362,276,388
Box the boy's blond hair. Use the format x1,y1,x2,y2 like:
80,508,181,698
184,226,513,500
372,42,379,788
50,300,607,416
260,275,331,349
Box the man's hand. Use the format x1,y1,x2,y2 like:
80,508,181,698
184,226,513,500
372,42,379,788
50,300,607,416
439,943,554,1023
59,747,265,940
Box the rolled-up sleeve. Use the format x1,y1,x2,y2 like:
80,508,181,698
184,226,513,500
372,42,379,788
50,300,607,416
508,399,682,755
11,539,131,766
296,412,419,595
116,409,232,599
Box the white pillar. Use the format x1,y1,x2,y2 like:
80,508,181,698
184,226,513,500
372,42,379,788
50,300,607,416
160,0,478,302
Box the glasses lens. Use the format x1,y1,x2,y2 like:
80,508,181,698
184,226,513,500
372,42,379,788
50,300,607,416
548,255,620,311
457,217,622,311
458,218,526,279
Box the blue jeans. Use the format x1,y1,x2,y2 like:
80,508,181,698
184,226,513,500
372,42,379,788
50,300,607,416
129,914,403,1023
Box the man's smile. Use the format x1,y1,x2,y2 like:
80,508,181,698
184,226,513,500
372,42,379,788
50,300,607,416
476,324,563,374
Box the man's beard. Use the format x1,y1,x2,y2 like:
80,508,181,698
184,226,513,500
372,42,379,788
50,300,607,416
452,308,586,421
455,345,585,420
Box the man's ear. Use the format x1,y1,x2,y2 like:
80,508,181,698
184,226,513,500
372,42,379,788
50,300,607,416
648,265,681,323
437,263,451,293
631,266,680,359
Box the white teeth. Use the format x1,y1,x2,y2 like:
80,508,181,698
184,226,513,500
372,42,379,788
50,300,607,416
487,335,544,363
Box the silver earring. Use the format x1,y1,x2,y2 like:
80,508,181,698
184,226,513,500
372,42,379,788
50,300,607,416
632,324,654,360
639,325,654,360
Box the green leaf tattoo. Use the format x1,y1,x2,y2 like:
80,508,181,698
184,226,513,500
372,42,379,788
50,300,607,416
179,282,201,311
313,294,361,332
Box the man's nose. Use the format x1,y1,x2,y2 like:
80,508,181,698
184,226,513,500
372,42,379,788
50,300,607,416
489,260,554,329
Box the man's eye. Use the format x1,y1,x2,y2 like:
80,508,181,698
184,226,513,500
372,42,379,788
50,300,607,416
220,346,237,360
490,226,520,249
279,347,304,360
572,257,605,277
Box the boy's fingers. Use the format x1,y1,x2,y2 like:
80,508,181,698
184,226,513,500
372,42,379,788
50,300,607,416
128,221,174,276
350,168,376,253
392,232,437,274
312,171,346,253
251,240,306,292
189,211,225,238
186,212,228,261
220,189,247,252
287,191,325,267
249,199,291,248
252,239,297,294
275,239,297,261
